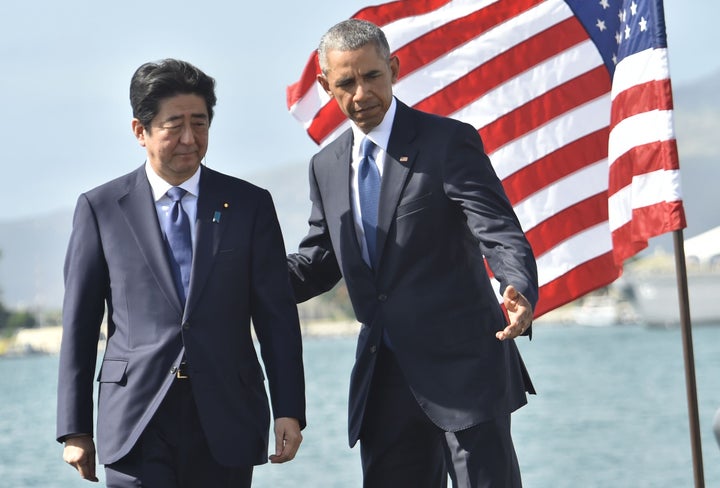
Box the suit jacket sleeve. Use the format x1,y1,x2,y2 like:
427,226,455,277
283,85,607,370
287,154,343,303
56,194,107,441
251,190,306,426
442,121,539,309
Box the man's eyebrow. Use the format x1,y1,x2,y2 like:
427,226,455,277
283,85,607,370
335,75,355,85
160,113,208,124
160,114,184,124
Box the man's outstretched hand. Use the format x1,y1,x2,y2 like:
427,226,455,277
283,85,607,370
496,285,533,341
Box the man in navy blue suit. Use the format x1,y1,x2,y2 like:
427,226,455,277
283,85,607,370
287,19,538,487
57,59,305,487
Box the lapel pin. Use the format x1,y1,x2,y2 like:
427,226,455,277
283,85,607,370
399,156,409,163
213,203,229,223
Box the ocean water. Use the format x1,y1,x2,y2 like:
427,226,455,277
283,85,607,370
1,324,719,487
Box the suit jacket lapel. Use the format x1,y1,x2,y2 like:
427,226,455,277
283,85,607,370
185,166,228,318
331,132,370,268
118,167,183,314
376,102,418,269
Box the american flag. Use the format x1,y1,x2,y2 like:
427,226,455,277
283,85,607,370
286,0,686,317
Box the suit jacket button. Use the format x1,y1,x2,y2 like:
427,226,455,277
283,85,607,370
370,345,377,354
377,294,387,302
182,322,190,330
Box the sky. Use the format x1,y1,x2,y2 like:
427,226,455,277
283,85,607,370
1,0,717,221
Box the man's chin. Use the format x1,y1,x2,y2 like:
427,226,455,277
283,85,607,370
353,117,380,133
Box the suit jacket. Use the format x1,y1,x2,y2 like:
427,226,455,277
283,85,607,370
288,100,538,447
57,165,305,467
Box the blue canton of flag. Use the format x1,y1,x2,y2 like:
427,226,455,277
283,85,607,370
565,0,669,77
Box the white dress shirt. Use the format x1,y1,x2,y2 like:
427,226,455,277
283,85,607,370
350,98,397,264
145,162,201,247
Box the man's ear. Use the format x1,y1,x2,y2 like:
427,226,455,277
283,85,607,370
316,74,331,96
131,119,147,147
390,55,400,84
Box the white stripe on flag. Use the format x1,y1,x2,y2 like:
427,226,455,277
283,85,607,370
609,109,675,164
611,48,671,98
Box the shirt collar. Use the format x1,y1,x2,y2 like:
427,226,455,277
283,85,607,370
145,162,201,202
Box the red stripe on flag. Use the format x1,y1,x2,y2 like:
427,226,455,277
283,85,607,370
610,78,674,130
608,140,680,196
307,101,347,145
287,53,321,110
535,252,621,316
353,0,453,26
611,200,687,264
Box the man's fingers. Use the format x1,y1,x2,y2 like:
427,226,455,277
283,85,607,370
63,436,99,482
270,441,296,463
496,324,521,341
270,418,303,464
76,461,99,482
270,431,303,463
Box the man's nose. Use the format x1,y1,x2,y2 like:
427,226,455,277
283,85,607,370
353,82,369,102
179,124,196,144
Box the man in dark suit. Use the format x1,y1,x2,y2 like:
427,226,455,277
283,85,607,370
57,59,305,487
287,20,538,487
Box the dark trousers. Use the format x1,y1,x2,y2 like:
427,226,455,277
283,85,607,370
105,379,253,488
360,347,522,488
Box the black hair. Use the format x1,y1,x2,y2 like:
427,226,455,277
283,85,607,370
129,59,217,129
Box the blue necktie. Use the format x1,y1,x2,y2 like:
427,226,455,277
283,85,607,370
164,187,192,304
359,137,381,267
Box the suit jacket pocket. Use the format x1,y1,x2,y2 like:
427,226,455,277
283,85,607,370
97,358,128,384
396,192,433,219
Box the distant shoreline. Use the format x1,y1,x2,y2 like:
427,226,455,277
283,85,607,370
0,311,580,358
0,321,364,358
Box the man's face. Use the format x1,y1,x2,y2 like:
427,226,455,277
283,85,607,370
132,93,209,185
318,44,399,133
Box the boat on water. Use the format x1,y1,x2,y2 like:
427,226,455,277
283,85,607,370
620,225,720,328
624,270,720,328
572,293,638,327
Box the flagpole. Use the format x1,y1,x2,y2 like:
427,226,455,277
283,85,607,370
672,229,704,487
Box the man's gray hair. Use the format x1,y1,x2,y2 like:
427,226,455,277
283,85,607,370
317,19,391,75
